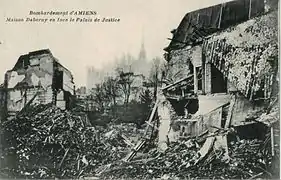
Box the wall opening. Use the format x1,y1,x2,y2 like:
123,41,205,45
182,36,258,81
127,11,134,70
169,98,199,116
196,67,203,90
228,123,268,141
189,61,194,74
64,90,73,109
211,64,227,93
184,99,199,114
53,70,63,90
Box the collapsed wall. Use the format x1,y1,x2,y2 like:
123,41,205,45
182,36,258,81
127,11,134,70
158,6,278,143
2,49,75,117
203,10,278,101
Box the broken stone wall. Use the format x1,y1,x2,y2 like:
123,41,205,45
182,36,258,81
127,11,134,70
196,94,230,115
166,45,202,78
6,87,53,113
6,53,54,89
175,102,226,139
165,45,203,96
203,10,278,100
166,46,192,83
158,92,228,142
5,53,55,115
231,93,264,126
159,5,277,144
176,93,232,138
190,46,202,68
201,105,223,133
158,92,180,147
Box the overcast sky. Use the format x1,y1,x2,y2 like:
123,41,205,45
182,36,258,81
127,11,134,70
0,0,232,86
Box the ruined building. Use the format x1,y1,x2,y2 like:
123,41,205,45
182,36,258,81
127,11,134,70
2,49,75,118
158,0,279,145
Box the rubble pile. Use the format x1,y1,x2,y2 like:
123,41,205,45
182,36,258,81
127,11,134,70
0,104,133,179
182,138,274,179
102,123,144,144
227,139,273,178
0,103,278,179
101,136,275,179
100,140,200,179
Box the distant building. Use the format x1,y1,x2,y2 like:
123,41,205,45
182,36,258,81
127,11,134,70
76,86,87,99
86,35,150,93
131,74,146,101
3,49,75,117
86,67,106,93
138,39,147,62
133,37,150,77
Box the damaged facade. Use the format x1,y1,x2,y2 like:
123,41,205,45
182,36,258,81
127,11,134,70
159,0,279,144
2,49,75,118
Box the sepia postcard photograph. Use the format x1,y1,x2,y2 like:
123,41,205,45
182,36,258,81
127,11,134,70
0,0,279,179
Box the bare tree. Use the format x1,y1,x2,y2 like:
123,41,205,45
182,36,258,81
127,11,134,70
117,70,134,106
103,76,120,106
148,57,164,99
91,83,109,113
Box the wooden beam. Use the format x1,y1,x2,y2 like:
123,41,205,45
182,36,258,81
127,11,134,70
165,94,197,101
225,95,236,128
161,74,193,91
59,148,70,168
232,121,257,127
176,119,198,122
167,38,191,46
145,121,159,130
122,139,146,162
194,65,198,94
14,90,39,118
248,0,252,19
271,126,275,156
144,100,159,137
218,3,224,29
120,134,135,147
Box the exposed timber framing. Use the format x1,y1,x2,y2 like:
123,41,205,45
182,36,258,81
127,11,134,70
161,74,193,91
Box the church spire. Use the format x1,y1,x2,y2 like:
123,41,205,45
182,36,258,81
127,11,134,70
138,27,146,61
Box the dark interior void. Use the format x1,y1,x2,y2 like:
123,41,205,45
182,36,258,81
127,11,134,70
211,65,227,93
228,123,268,141
13,55,30,70
189,61,194,74
64,91,70,109
196,67,202,90
169,99,199,116
221,105,230,128
53,70,63,90
185,99,199,114
52,64,74,110
64,91,74,109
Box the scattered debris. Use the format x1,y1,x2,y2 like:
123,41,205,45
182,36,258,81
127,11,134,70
99,134,277,179
0,104,141,179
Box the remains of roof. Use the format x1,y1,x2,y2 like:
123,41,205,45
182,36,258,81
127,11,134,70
12,49,54,71
10,49,73,78
164,0,265,52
